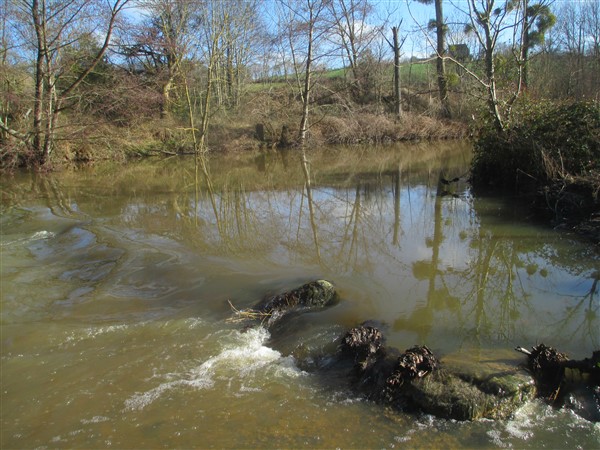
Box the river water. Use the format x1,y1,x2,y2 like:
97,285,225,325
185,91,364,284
1,142,599,448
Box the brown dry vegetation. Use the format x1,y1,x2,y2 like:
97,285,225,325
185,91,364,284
34,79,468,169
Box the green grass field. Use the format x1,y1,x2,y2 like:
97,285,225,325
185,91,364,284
247,59,436,93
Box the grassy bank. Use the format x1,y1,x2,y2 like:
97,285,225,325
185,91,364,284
470,100,600,243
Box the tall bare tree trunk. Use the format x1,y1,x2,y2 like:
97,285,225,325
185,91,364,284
484,39,503,131
392,26,402,120
434,0,451,118
199,67,213,150
298,9,314,146
43,75,56,162
298,61,312,145
31,0,45,160
520,0,530,92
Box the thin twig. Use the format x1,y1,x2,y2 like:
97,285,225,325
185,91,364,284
225,300,272,324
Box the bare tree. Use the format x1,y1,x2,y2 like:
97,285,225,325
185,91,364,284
455,0,521,130
584,0,600,97
0,0,130,166
187,0,231,150
392,26,402,119
413,0,452,117
219,0,263,108
382,22,405,120
586,0,600,62
439,0,556,126
1,0,17,143
117,0,262,140
555,0,599,99
119,0,192,119
517,0,555,91
327,0,382,101
276,0,332,146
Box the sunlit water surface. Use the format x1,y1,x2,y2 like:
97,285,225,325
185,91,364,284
2,143,599,448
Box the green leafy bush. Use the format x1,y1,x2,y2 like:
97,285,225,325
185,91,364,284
471,101,600,191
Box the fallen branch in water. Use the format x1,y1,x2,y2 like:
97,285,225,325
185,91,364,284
225,300,272,324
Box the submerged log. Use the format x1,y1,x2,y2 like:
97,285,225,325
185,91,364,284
228,280,337,329
390,371,531,421
344,338,598,421
434,349,537,420
255,279,337,314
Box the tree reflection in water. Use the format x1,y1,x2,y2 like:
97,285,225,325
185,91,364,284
4,143,597,354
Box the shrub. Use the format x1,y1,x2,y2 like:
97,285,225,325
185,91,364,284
471,101,600,191
319,115,360,144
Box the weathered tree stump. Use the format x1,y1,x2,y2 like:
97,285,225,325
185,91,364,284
516,344,600,421
341,326,384,369
339,326,537,420
516,343,569,401
278,125,292,148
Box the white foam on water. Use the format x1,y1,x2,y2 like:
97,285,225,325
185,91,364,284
31,230,56,240
124,379,184,411
486,399,600,447
485,402,547,447
80,416,110,424
62,318,207,347
62,324,131,345
503,403,537,440
123,327,302,411
182,317,205,329
1,230,56,247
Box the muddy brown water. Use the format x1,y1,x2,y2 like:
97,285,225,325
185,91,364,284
1,142,599,448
